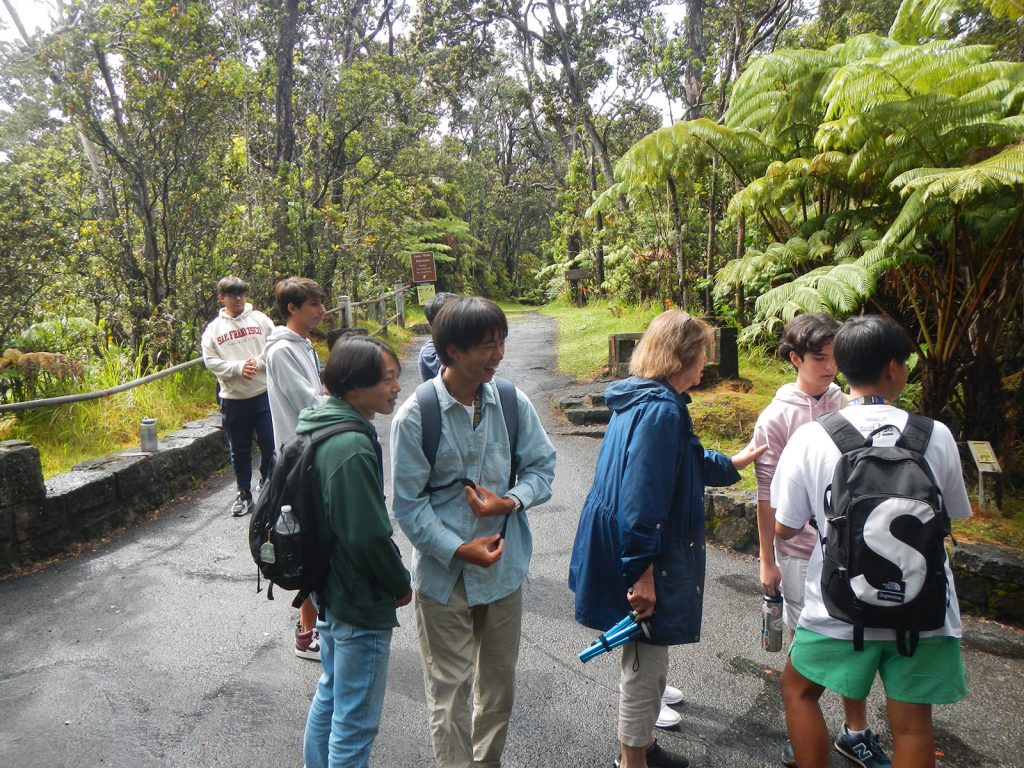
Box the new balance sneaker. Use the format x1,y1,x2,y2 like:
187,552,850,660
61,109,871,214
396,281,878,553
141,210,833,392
661,684,685,706
295,622,321,661
613,739,689,768
229,491,252,517
834,727,892,768
782,740,797,767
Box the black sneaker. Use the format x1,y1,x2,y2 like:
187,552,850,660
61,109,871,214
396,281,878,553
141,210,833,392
614,740,689,768
229,491,252,517
834,728,891,768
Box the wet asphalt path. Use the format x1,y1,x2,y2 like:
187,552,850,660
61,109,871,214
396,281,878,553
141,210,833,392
1,311,1022,768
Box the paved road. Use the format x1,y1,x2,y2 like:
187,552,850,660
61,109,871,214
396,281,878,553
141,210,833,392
2,312,1023,768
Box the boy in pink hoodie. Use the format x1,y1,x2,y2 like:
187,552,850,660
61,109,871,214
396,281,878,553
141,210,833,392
751,314,891,768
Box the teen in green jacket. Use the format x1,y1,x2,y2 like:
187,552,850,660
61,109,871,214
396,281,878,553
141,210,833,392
298,336,412,768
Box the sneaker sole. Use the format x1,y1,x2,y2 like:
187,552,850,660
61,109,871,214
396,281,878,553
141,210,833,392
295,648,321,660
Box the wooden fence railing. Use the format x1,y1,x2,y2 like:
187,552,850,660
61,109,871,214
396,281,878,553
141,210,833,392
328,282,411,336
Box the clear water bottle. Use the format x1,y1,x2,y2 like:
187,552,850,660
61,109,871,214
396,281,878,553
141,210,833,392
140,417,158,452
762,593,784,652
274,504,300,536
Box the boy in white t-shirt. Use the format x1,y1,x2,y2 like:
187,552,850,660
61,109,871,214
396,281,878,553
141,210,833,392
772,315,971,768
751,314,890,768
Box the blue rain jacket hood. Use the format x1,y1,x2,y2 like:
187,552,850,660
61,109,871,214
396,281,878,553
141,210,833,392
569,376,740,646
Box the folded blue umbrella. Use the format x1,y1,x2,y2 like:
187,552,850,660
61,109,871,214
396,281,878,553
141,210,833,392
578,611,652,662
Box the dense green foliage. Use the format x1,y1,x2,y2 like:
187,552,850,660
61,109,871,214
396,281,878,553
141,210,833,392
1,0,1022,472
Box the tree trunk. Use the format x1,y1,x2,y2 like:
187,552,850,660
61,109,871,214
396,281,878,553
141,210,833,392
589,148,605,292
667,178,687,310
683,0,705,119
704,157,718,314
272,0,300,260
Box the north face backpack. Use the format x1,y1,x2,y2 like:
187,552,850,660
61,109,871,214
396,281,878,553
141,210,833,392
816,411,951,657
248,421,378,608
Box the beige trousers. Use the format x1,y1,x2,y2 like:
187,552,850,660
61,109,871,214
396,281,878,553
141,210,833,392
415,576,523,768
618,640,669,747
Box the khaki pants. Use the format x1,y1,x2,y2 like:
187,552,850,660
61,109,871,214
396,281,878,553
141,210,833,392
618,640,668,747
415,576,523,768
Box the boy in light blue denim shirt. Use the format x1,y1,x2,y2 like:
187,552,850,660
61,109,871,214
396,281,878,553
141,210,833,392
391,297,556,768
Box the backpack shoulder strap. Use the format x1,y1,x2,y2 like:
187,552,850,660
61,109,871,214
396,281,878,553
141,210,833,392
416,380,442,467
310,421,382,487
494,377,519,483
896,414,933,455
309,421,372,445
817,411,866,454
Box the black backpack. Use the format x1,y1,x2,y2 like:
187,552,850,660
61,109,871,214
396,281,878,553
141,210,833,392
816,412,951,657
248,421,378,608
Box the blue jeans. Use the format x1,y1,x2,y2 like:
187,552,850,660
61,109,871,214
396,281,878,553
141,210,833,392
219,392,274,494
303,613,393,768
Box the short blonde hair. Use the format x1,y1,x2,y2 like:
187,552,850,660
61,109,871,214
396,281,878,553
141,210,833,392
629,310,711,380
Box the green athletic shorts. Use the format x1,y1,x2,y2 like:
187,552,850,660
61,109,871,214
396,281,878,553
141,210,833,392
789,627,968,704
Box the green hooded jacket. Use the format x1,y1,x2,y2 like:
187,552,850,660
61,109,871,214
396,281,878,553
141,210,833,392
296,397,411,630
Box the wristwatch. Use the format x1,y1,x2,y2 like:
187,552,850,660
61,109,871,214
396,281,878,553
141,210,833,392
505,494,524,514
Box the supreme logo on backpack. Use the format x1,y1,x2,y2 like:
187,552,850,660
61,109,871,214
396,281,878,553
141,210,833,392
248,420,376,608
816,412,951,656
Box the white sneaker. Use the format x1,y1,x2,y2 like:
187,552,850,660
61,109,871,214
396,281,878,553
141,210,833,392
661,684,685,705
656,703,682,729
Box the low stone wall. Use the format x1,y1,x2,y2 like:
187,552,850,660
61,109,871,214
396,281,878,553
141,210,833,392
703,488,1024,628
0,416,226,575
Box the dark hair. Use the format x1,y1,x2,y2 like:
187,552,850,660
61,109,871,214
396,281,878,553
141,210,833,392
834,315,913,387
778,313,841,364
424,292,458,325
432,297,508,366
217,275,247,296
274,277,324,319
322,336,400,397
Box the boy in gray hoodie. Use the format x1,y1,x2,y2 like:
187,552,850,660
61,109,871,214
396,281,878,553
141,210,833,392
263,276,327,660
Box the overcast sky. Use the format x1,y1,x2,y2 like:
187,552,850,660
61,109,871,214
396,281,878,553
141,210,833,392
2,1,55,41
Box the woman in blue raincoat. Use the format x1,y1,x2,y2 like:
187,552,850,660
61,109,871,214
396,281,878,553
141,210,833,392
569,310,764,768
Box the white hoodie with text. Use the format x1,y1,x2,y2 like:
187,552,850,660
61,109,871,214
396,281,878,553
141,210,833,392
200,304,274,400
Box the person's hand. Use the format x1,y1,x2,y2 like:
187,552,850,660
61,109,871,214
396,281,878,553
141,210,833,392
731,442,767,470
396,590,413,608
464,483,515,518
454,534,504,567
760,559,782,597
627,566,656,620
241,358,258,379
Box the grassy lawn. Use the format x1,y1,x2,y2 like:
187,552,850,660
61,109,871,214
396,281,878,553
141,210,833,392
540,296,663,379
